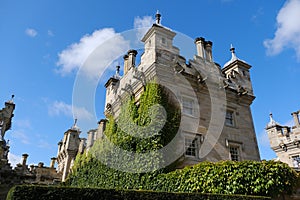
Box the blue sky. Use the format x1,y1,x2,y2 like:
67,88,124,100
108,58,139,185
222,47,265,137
1,0,300,167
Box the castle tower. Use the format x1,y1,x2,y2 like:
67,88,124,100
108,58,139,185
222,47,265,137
222,45,253,95
56,120,83,181
0,95,15,164
266,111,300,167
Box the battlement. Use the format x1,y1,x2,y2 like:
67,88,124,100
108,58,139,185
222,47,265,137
266,111,300,167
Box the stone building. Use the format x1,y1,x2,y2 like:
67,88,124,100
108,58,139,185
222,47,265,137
57,13,261,177
85,13,260,169
56,120,86,181
0,97,61,199
266,111,300,168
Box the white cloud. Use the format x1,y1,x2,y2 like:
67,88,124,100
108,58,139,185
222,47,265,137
25,28,38,37
48,100,93,121
134,16,155,41
37,139,52,149
264,0,300,60
14,119,31,129
56,28,129,78
10,130,30,144
8,153,22,167
257,130,271,148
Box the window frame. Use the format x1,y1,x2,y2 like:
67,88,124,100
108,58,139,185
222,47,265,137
225,110,235,127
184,137,197,157
229,145,240,161
182,96,194,116
184,132,202,159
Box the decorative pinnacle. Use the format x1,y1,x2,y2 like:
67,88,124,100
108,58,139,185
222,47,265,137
230,44,235,53
116,65,120,74
269,112,274,122
155,10,161,24
71,118,79,131
230,44,237,61
7,94,15,103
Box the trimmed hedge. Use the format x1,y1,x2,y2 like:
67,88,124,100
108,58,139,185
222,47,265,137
7,185,271,200
68,158,298,198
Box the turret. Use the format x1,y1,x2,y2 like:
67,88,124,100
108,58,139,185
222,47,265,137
141,12,179,65
222,45,253,95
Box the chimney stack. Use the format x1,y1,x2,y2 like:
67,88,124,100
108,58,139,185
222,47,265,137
50,157,56,168
38,162,44,168
292,111,300,127
127,49,138,71
204,41,213,62
30,164,34,172
123,54,129,75
194,37,205,58
22,153,28,167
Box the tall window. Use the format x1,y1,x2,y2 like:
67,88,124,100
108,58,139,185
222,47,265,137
185,137,197,157
182,97,194,115
229,146,240,161
225,110,234,126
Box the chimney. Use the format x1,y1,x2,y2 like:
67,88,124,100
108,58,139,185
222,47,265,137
123,54,129,75
22,153,28,167
86,130,95,150
38,162,44,168
96,119,107,140
292,111,300,127
30,164,34,172
204,41,213,62
127,49,138,71
194,37,205,58
50,157,56,168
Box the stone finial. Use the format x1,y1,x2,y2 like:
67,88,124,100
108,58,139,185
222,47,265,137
8,94,14,104
155,10,161,24
71,118,80,131
267,112,280,128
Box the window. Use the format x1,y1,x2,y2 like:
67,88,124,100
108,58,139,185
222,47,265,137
229,146,240,161
182,97,194,115
161,37,166,44
185,137,197,157
292,155,300,166
225,110,234,126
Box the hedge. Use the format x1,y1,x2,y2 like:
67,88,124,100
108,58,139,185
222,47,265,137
68,159,298,197
7,185,271,200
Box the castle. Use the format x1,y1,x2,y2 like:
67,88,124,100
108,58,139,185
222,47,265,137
56,12,260,181
0,97,61,199
266,111,300,168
